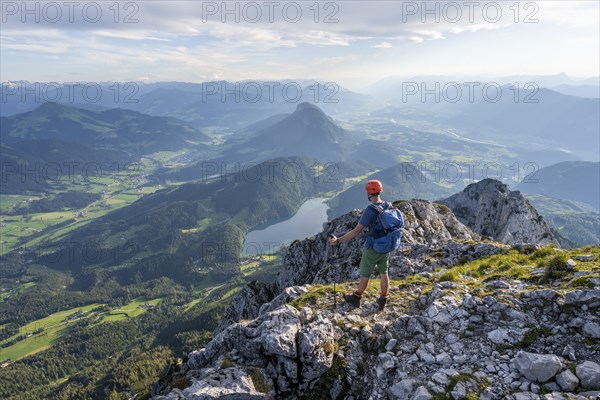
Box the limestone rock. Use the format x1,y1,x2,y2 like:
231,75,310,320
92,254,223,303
513,351,562,382
439,178,558,246
214,281,276,335
182,366,269,399
488,328,515,345
565,290,600,306
411,386,433,400
576,361,600,389
582,322,600,338
555,369,579,391
297,318,335,384
389,378,415,399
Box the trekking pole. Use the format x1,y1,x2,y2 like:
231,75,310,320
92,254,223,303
328,234,336,309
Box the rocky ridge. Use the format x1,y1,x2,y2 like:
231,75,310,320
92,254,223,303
439,179,558,246
150,181,600,400
152,268,600,400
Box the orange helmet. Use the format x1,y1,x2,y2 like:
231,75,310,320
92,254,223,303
365,180,383,195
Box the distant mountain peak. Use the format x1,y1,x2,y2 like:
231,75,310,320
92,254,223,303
228,102,345,161
33,101,70,112
294,102,322,112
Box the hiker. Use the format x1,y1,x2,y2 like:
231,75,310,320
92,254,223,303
329,179,402,310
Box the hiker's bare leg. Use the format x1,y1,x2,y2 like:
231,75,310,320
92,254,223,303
357,277,370,293
380,273,389,296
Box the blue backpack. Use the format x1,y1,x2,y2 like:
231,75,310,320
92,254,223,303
367,202,404,253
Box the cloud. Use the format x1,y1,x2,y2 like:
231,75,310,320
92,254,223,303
1,43,69,54
373,42,392,49
93,30,172,42
1,1,598,84
450,24,503,34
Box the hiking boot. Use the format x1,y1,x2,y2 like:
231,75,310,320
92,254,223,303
376,296,387,311
344,292,361,308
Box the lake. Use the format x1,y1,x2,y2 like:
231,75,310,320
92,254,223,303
242,197,329,256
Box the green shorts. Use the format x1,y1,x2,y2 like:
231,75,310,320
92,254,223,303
359,248,390,278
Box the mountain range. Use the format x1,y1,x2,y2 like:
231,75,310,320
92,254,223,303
1,102,210,154
0,81,370,129
515,161,600,211
450,88,600,160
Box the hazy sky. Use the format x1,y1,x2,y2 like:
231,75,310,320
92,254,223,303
1,1,599,90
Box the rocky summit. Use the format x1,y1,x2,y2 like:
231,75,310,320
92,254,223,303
150,187,600,400
439,179,558,246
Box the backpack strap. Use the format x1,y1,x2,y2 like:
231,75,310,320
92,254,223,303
367,202,390,235
368,201,390,215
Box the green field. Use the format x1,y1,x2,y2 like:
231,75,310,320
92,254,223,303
0,173,165,254
102,297,163,322
0,195,42,211
240,254,278,276
0,303,105,362
0,282,37,301
0,297,164,362
184,286,223,311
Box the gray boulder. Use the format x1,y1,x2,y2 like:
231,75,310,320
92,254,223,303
411,386,433,400
513,351,562,382
555,369,579,391
258,286,310,317
564,289,600,306
260,307,302,358
389,378,415,400
182,366,269,399
582,322,600,338
297,318,335,384
450,382,467,400
394,200,477,245
214,281,276,335
488,328,515,345
576,361,600,389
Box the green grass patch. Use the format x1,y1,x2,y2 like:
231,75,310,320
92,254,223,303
221,357,234,369
0,282,37,300
515,326,552,349
102,313,128,322
220,287,241,300
569,275,598,288
438,269,461,282
248,367,269,394
102,297,162,321
443,373,489,399
289,285,342,310
398,274,432,288
240,261,261,276
0,172,168,254
418,245,599,291
240,254,279,276
0,195,42,211
0,339,53,362
539,253,569,282
0,303,105,362
184,285,223,311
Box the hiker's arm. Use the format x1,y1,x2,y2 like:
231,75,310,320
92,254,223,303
331,224,364,245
